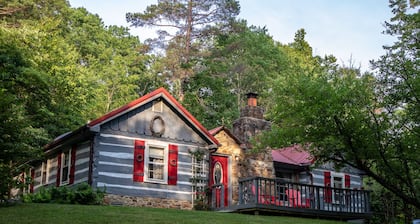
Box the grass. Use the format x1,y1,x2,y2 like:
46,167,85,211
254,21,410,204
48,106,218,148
0,203,346,224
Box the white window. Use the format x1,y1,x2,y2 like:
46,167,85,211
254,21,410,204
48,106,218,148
41,161,49,185
331,173,345,204
34,166,42,187
61,150,71,185
145,144,167,183
192,155,207,201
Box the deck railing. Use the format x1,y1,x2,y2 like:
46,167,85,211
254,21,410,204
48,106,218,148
238,177,371,214
210,183,225,209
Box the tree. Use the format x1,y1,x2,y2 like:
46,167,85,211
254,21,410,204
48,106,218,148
203,22,287,114
0,26,50,201
258,0,419,213
126,0,240,100
0,0,153,201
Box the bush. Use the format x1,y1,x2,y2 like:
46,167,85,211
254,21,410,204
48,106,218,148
50,186,73,204
23,183,105,205
29,187,51,203
73,183,104,205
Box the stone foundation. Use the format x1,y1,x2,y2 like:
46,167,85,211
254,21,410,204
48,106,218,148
103,194,193,210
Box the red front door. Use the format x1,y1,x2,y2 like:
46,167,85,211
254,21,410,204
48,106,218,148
210,155,229,207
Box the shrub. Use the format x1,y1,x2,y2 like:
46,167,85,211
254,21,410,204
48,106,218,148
30,187,51,203
23,183,105,205
73,183,104,205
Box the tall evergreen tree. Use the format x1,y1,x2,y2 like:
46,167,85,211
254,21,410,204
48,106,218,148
126,0,240,100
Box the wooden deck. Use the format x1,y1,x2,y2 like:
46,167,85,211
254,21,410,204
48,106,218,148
211,177,372,220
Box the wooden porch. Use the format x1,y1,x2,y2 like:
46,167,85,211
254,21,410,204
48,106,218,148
211,177,372,220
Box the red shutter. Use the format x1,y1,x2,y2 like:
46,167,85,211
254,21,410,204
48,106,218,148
168,144,178,185
324,171,332,203
133,140,145,182
30,168,35,193
56,153,62,187
69,146,77,184
345,174,350,188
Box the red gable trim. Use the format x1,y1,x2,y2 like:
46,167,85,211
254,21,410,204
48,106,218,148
88,88,164,127
160,88,219,146
87,87,219,146
209,126,224,135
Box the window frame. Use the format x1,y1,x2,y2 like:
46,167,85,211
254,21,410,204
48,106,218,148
60,150,72,186
192,155,207,201
41,161,49,185
144,142,168,184
330,172,345,204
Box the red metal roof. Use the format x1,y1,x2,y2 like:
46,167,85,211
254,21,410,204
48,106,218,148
271,145,314,166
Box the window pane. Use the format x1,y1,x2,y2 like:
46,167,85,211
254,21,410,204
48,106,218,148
334,177,343,188
42,162,48,184
64,153,70,166
62,167,69,182
148,163,164,180
149,147,163,157
61,151,70,184
147,146,165,181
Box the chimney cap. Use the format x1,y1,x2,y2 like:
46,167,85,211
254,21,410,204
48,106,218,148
246,92,258,98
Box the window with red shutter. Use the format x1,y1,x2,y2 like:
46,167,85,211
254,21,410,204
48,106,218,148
69,146,77,184
30,168,35,193
133,140,145,182
167,144,178,185
345,174,350,188
56,153,61,187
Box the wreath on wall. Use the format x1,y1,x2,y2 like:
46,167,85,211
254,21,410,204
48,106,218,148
150,115,165,137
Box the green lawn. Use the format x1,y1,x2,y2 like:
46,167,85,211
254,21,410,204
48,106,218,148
0,203,346,224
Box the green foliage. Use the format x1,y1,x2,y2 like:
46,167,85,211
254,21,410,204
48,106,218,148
193,191,210,211
24,183,105,205
192,21,287,123
0,25,48,203
215,23,287,99
369,181,419,224
73,183,105,205
183,72,238,128
23,187,52,203
127,0,241,100
259,0,419,211
0,0,151,202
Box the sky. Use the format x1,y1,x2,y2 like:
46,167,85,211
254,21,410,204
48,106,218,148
68,0,396,71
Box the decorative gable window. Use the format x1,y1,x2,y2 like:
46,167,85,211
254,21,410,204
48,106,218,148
133,140,178,185
152,100,163,113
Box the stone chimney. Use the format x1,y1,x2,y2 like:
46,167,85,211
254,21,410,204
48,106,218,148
232,93,271,147
240,93,264,119
247,92,258,107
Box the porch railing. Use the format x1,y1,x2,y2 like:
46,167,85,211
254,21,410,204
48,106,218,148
210,183,225,209
238,177,371,214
